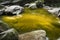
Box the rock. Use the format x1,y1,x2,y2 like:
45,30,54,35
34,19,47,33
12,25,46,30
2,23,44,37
47,7,60,16
0,28,18,40
12,0,20,3
28,3,37,9
0,1,10,5
57,37,60,40
0,21,18,40
43,6,53,10
24,3,30,7
0,20,10,32
19,30,46,40
2,5,24,15
0,0,21,5
25,1,43,9
0,10,3,15
46,37,49,40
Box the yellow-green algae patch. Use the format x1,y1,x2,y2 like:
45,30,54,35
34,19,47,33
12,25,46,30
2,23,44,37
2,8,60,40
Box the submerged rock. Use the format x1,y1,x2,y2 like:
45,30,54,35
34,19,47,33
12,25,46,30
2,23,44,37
19,30,46,40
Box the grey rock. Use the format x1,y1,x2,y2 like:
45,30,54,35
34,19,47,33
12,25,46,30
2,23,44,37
24,3,30,7
25,1,43,9
0,0,21,5
57,37,60,40
46,37,49,40
47,7,60,16
43,6,53,10
0,10,3,15
0,20,10,31
28,3,37,9
19,30,46,40
0,1,11,5
1,5,24,15
0,28,18,40
12,0,20,3
0,21,18,40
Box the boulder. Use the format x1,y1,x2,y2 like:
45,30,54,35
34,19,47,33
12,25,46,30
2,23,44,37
0,28,18,40
2,5,24,15
19,30,46,40
0,21,18,40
